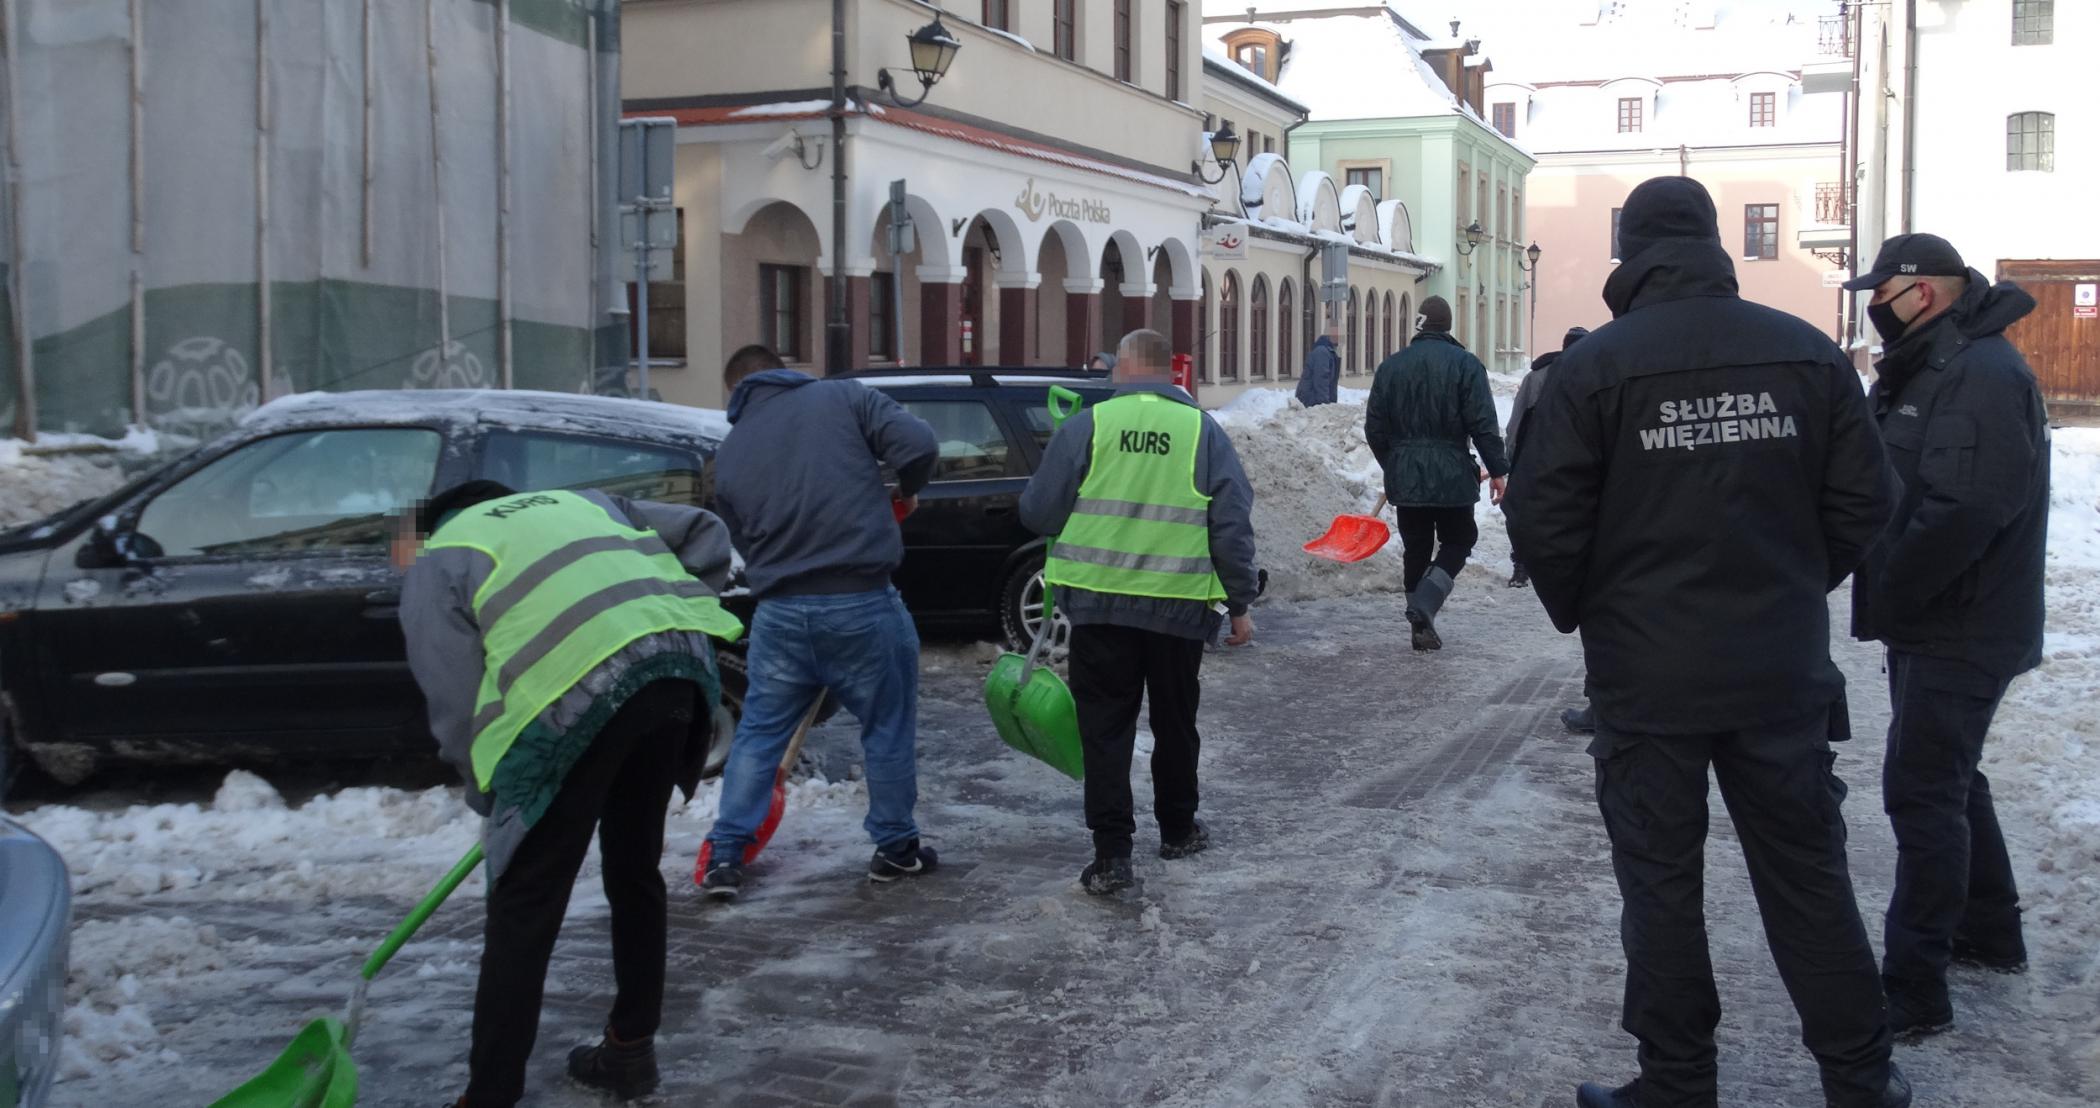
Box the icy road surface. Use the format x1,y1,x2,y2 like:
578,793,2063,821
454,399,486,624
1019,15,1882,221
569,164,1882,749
23,592,2096,1108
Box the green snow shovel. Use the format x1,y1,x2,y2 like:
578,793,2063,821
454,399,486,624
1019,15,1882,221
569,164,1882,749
210,843,486,1108
983,386,1086,780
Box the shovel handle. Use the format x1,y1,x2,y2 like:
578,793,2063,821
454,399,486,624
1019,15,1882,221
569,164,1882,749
776,695,826,779
1373,493,1388,515
1048,385,1083,430
361,843,485,982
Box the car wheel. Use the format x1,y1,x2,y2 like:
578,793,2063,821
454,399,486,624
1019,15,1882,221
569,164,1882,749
999,551,1071,661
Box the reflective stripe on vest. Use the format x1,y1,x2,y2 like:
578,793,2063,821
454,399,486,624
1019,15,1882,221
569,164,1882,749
1043,393,1225,603
425,490,744,789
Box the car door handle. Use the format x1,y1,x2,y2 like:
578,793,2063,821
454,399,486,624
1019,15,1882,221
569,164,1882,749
364,588,401,619
365,589,401,604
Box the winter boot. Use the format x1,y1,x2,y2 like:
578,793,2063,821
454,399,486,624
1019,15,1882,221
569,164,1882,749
1160,819,1210,860
1884,975,1953,1039
1875,1062,1914,1108
1951,914,2027,973
1080,856,1136,895
1405,567,1454,652
699,855,743,902
1562,705,1596,734
1508,563,1530,588
869,838,939,882
1574,1079,1641,1107
567,1028,660,1100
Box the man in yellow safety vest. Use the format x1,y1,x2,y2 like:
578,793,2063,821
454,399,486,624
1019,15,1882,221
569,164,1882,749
396,480,740,1107
1019,328,1260,896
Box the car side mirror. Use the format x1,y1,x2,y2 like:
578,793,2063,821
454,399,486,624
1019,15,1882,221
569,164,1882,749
76,519,158,569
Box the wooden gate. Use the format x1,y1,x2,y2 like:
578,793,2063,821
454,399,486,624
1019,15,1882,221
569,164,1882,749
1998,259,2100,410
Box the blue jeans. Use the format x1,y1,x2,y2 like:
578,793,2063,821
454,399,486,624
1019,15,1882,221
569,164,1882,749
706,587,922,854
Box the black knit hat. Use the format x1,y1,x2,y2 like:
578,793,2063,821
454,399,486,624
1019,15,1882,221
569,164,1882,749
1614,176,1720,264
1419,295,1453,332
412,479,518,536
1562,325,1590,349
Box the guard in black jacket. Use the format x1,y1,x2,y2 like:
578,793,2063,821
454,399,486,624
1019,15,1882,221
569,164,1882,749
1843,233,2049,1035
1506,177,1909,1108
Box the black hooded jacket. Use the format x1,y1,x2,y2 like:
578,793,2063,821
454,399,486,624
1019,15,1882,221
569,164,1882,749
1505,177,1895,735
1850,271,2049,677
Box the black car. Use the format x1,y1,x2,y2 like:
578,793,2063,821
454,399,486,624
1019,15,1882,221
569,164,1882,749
853,368,1115,651
0,373,1114,787
0,390,739,787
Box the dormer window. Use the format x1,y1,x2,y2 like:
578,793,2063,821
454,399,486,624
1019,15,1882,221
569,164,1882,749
1222,29,1283,83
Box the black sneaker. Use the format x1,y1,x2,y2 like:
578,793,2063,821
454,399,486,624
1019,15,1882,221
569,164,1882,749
1080,856,1135,896
1160,820,1210,860
699,856,743,902
1406,607,1442,652
1574,1079,1640,1108
567,1029,660,1100
869,838,938,882
1885,975,1953,1039
1951,930,2028,974
1562,706,1596,734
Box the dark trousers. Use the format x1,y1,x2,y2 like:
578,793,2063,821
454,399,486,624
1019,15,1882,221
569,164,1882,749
1068,623,1204,860
1394,506,1478,591
463,679,696,1108
1882,650,2020,986
1589,712,1892,1108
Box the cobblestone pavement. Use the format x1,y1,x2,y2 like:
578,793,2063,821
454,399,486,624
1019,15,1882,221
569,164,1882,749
53,589,2100,1107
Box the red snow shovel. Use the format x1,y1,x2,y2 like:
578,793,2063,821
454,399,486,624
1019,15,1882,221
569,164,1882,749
692,694,824,879
1303,493,1390,562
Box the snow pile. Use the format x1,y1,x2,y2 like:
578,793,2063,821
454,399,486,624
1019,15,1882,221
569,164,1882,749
1988,427,2100,943
61,915,254,1077
0,443,136,529
1213,388,1516,600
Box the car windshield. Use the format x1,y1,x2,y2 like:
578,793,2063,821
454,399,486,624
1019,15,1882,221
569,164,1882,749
0,466,165,548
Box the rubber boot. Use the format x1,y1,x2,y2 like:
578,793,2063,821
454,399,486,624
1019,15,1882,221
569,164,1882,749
1405,567,1454,651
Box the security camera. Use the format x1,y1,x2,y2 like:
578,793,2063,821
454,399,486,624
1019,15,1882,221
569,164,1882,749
762,129,806,162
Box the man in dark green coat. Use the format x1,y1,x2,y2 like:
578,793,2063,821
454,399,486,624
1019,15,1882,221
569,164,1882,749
1365,295,1510,651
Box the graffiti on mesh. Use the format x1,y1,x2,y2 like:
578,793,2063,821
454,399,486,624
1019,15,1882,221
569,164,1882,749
146,336,279,438
407,341,491,391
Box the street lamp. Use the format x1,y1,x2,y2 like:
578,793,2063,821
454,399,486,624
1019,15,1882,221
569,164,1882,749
877,16,963,107
1454,220,1487,256
1194,122,1241,184
1518,241,1544,356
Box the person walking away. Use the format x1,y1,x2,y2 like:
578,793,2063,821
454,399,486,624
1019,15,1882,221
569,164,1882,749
1018,328,1260,896
700,345,943,899
1365,295,1509,652
1295,326,1341,407
1843,233,2049,1034
398,480,743,1107
1505,176,1909,1108
1503,325,1590,589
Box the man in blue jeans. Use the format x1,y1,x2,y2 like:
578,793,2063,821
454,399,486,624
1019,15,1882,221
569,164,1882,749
700,345,942,900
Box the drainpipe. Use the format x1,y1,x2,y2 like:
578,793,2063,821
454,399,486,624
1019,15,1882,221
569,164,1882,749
1901,0,1917,233
1677,143,1688,177
1283,114,1317,347
1840,0,1863,345
825,0,849,373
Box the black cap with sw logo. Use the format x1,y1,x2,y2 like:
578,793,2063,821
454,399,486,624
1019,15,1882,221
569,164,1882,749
1842,232,1968,291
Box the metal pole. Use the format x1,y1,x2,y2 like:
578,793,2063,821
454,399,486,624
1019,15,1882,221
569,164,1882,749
0,0,32,438
256,0,274,400
361,0,374,267
496,0,513,388
892,268,906,366
635,145,651,401
129,0,145,425
426,0,450,370
826,0,849,372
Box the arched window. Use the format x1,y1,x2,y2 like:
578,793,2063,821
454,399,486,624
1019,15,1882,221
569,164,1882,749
1277,279,1296,379
1364,292,1379,370
2007,111,2054,172
1198,271,1212,383
1398,294,1412,350
1250,276,1270,380
1346,287,1361,374
1384,291,1396,358
1220,271,1242,382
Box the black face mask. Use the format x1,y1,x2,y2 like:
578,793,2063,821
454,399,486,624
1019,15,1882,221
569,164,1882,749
1868,282,1925,343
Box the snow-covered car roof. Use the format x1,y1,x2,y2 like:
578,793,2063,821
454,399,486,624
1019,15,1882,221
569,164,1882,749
242,389,732,446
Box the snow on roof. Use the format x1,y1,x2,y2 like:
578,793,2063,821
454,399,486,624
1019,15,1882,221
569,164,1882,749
244,389,732,444
1206,11,1460,123
1201,48,1311,114
1464,0,1819,86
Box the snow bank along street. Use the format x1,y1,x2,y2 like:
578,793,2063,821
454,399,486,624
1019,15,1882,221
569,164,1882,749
9,402,2097,1106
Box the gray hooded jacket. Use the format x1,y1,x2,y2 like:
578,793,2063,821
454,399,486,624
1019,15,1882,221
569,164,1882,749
400,489,735,878
1018,383,1259,641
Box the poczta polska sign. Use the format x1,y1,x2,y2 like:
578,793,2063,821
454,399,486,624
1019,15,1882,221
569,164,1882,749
1015,178,1111,224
